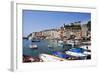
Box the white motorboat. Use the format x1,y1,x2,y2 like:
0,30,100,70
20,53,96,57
29,44,38,49
39,54,67,62
58,40,63,44
65,51,86,57
80,45,91,50
83,51,91,55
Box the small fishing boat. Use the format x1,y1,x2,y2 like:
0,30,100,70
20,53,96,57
23,37,28,40
29,44,38,49
48,45,52,48
31,38,40,42
58,40,63,44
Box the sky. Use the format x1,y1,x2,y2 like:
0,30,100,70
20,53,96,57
23,10,91,37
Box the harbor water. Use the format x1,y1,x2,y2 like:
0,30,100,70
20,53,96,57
23,39,71,57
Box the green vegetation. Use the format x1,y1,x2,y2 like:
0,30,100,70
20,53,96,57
86,21,91,31
64,23,81,29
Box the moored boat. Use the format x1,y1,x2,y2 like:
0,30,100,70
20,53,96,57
29,44,38,49
31,38,40,42
39,54,67,62
65,48,91,60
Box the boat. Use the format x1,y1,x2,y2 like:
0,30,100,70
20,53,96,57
80,44,91,50
65,47,91,60
52,51,69,59
66,40,75,47
58,40,63,44
23,37,28,40
57,40,64,47
83,51,91,55
65,51,86,57
48,45,52,48
39,54,67,62
65,51,87,60
31,38,40,42
29,44,38,49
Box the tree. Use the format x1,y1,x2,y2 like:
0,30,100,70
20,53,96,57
87,21,91,31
